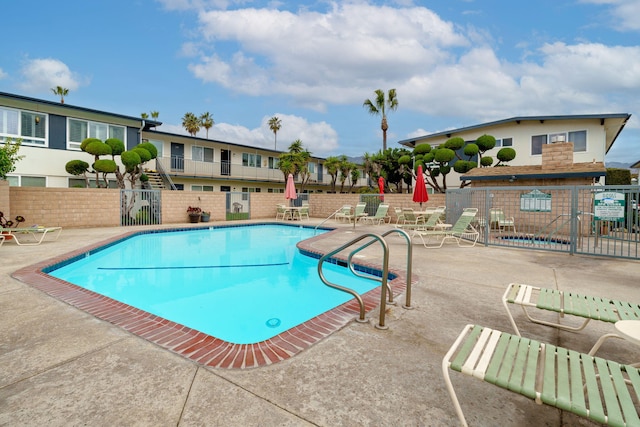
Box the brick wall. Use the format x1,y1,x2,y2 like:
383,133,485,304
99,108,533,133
0,180,9,219
6,187,446,228
542,142,574,170
10,187,120,228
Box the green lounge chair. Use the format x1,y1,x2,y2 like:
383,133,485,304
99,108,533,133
443,324,640,427
360,203,390,225
490,208,517,233
503,282,640,342
413,208,479,248
345,202,368,223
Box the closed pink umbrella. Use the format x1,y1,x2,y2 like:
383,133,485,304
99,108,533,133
413,165,429,207
378,176,385,202
285,173,297,206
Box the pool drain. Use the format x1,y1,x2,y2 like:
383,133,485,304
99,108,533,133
266,318,281,328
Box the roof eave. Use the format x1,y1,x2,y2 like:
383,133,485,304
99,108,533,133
460,171,606,181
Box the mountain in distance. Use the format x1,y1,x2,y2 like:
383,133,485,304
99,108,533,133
605,161,635,170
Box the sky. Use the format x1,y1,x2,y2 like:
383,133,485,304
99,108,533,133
1,0,639,164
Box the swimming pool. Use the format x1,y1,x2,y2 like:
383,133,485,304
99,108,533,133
48,224,380,344
496,235,570,245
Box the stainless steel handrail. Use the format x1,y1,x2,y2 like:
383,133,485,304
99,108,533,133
317,228,414,330
345,228,413,309
314,207,345,234
318,233,389,328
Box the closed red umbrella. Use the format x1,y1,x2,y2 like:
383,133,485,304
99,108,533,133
378,176,385,202
413,165,429,207
285,173,297,206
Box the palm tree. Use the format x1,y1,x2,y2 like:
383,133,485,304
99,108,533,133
150,111,159,121
182,112,200,136
363,89,398,151
51,86,69,104
268,116,282,150
140,112,149,119
200,112,214,139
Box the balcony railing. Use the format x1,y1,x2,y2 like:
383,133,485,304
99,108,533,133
155,157,370,187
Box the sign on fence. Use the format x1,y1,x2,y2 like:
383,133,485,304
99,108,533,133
520,189,551,212
594,191,625,221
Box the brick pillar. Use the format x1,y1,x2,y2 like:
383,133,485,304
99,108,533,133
542,142,574,170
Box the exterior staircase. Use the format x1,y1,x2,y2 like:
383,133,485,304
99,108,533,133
144,172,165,190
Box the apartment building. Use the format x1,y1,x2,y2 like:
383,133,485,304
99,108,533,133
0,91,356,192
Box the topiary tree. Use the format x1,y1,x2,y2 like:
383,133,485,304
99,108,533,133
65,138,157,189
65,160,90,187
405,134,517,192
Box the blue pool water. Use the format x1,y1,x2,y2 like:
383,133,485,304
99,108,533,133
49,224,379,344
497,236,569,245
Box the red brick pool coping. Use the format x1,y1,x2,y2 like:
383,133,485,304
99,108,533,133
12,226,412,369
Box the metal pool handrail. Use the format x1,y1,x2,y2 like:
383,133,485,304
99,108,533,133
314,207,346,234
317,228,413,330
346,228,413,309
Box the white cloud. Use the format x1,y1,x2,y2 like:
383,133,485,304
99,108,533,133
580,0,640,31
159,113,338,156
188,3,468,107
0,68,7,80
17,58,86,94
174,2,640,156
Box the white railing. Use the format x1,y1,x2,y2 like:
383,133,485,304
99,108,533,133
156,157,370,187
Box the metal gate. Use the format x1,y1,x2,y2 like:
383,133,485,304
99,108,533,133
447,185,640,259
226,192,250,220
120,189,161,226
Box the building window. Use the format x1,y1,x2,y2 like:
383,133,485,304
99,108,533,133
268,157,279,169
21,176,46,187
495,137,513,147
68,118,126,150
145,139,163,157
192,185,214,191
192,146,214,162
68,178,118,188
531,134,548,155
308,162,316,173
532,130,587,155
568,130,587,152
242,153,262,168
0,107,47,146
220,185,231,192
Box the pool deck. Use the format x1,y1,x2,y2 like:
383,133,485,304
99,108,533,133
2,219,640,426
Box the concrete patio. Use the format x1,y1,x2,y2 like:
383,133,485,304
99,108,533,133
1,219,639,426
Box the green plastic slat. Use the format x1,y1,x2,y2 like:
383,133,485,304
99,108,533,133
626,365,640,399
521,339,541,400
595,357,624,426
609,362,640,426
449,325,484,373
568,350,588,418
537,288,562,312
494,335,521,389
541,344,558,405
580,354,606,424
506,284,521,304
507,336,532,394
484,333,511,385
614,300,640,321
564,292,589,317
592,297,619,323
554,347,572,411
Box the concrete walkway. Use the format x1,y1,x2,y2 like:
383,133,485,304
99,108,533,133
1,220,639,426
